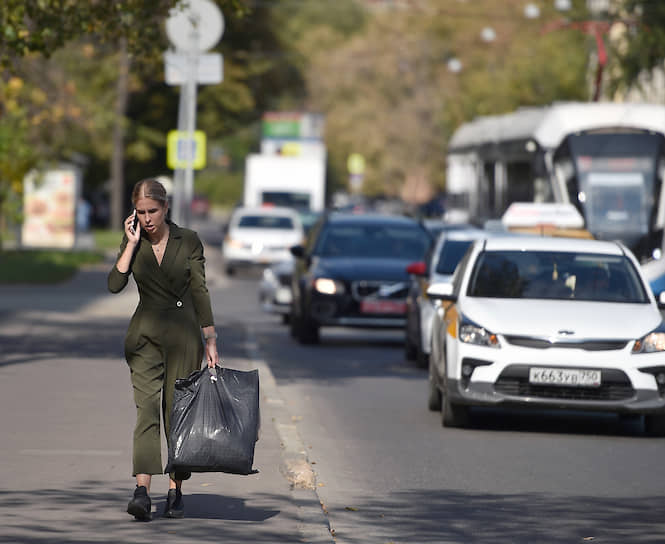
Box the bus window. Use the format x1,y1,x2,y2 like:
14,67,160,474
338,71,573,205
505,162,534,210
482,162,496,217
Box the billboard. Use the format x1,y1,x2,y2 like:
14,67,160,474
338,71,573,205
22,166,80,249
260,112,326,159
261,112,325,141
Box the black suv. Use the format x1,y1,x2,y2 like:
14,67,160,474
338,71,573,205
289,212,432,344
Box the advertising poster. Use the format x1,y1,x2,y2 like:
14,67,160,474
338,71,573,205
22,167,79,249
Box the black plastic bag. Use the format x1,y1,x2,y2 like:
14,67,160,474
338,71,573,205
165,365,259,475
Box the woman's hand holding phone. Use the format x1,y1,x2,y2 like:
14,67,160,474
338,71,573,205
125,210,140,244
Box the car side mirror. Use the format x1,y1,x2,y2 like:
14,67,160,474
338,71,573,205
427,282,456,302
406,261,427,276
658,292,665,309
290,245,305,259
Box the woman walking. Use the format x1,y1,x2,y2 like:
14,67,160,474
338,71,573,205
108,178,219,520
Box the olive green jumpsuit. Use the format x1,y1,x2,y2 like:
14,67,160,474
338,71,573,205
108,222,214,478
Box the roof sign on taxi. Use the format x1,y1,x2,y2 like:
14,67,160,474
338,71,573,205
501,202,585,229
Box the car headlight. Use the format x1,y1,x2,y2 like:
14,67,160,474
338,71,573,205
459,316,500,348
633,328,665,353
313,278,345,295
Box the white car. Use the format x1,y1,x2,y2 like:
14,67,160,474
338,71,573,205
222,206,304,275
427,235,665,434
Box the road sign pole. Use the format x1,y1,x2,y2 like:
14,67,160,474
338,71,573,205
173,45,199,227
165,0,224,227
183,45,199,228
172,84,187,226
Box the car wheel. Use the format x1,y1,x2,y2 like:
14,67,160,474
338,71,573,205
404,335,417,361
292,303,320,344
281,313,290,325
427,361,442,412
289,309,299,338
225,265,235,276
297,317,320,344
440,364,469,427
644,413,665,436
415,346,429,369
442,396,470,428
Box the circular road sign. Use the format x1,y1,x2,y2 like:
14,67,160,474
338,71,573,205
166,0,224,52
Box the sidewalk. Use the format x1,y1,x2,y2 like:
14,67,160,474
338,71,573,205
0,257,332,543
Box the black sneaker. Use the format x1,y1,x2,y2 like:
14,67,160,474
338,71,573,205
127,485,152,521
164,488,184,518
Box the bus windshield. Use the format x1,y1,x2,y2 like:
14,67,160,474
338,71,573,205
562,133,663,259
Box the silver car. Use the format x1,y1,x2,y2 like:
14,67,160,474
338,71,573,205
405,227,485,368
258,259,294,323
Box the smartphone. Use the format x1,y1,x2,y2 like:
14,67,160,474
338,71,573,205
132,210,139,232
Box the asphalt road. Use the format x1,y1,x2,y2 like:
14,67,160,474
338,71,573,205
4,216,664,544
217,260,665,544
0,228,331,544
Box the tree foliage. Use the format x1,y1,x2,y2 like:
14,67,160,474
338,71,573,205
0,0,600,227
298,0,589,201
608,0,665,95
1,1,170,65
0,0,247,235
0,0,246,63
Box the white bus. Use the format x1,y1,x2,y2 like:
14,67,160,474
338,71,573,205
446,101,665,291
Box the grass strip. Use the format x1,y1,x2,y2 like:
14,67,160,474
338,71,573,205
93,229,123,251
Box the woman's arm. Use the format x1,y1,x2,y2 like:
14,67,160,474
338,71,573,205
115,239,138,274
202,325,219,368
189,233,219,367
189,235,215,327
108,211,140,293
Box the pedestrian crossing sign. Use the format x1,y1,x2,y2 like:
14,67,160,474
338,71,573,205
167,130,207,169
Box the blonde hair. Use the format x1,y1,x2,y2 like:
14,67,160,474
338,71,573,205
132,178,168,207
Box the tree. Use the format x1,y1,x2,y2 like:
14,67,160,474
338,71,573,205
607,1,665,96
0,0,246,238
297,0,589,202
0,1,246,64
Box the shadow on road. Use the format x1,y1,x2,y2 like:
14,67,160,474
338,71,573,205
465,406,648,438
252,319,421,382
0,316,128,368
172,493,278,521
325,488,665,544
0,266,115,315
0,482,290,544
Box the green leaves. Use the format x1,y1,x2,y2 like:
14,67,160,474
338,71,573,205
4,25,16,40
0,1,245,65
295,0,591,199
609,0,665,95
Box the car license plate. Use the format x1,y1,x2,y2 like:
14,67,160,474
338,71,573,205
529,367,601,387
360,300,407,314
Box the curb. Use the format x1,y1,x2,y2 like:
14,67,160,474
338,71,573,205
244,324,335,544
